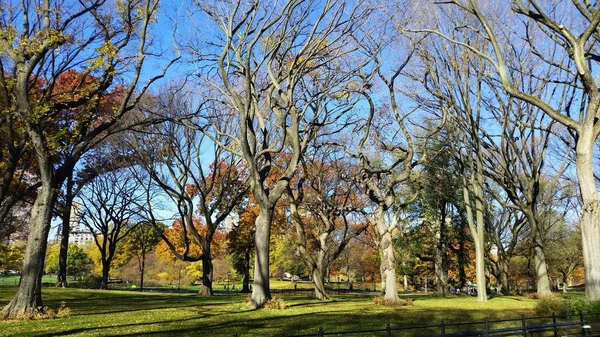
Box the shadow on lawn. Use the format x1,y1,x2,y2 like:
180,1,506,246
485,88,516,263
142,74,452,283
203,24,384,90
35,315,206,337
43,293,238,316
106,309,490,337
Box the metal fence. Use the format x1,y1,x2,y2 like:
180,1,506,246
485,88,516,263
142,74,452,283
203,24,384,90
230,312,600,337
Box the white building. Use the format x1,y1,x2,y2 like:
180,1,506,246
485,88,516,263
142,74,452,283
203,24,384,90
69,230,95,246
67,202,95,246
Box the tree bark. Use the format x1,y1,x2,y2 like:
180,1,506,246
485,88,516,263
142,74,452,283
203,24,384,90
435,201,448,296
311,265,328,300
241,247,251,293
461,167,488,302
250,208,273,308
576,131,600,300
521,211,551,295
1,182,55,318
100,260,110,289
140,254,145,291
57,174,74,288
198,257,213,296
499,259,510,295
375,208,399,302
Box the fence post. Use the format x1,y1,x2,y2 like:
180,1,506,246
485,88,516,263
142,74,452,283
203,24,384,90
318,326,324,337
484,317,489,337
521,314,527,337
386,323,392,337
551,312,558,337
441,320,446,337
580,312,585,336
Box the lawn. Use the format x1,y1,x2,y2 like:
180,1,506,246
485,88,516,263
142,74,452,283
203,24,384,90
0,286,544,337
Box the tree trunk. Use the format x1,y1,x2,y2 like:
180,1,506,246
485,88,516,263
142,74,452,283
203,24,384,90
403,275,408,292
473,233,487,301
457,216,468,289
57,174,74,288
241,247,251,293
523,212,551,295
532,241,551,294
250,207,273,308
1,182,55,318
100,261,110,289
311,265,328,300
499,259,510,295
140,254,145,291
435,201,448,296
375,208,399,302
198,257,213,296
461,155,488,302
576,132,600,300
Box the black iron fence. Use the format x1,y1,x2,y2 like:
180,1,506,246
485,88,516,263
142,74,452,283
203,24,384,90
231,312,600,337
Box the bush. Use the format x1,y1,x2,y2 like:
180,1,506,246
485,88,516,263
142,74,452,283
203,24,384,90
372,296,413,307
263,297,287,310
535,296,567,315
566,299,600,315
527,292,557,300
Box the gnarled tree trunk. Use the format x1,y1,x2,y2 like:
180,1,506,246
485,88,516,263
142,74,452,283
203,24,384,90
374,208,399,302
250,208,273,308
577,133,600,300
198,257,213,296
1,181,55,318
311,265,328,300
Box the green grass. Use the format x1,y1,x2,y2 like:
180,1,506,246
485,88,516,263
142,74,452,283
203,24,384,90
0,286,541,337
0,275,81,287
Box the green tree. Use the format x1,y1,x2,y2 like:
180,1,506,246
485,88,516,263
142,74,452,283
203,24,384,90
45,244,92,281
0,242,25,272
121,222,163,290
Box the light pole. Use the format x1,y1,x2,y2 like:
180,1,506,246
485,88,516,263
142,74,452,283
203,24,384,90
227,272,231,293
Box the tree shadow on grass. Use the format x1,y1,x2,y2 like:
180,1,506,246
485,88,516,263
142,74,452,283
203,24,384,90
105,309,486,337
35,315,206,337
43,293,233,316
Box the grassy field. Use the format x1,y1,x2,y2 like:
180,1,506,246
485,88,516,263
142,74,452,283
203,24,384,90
0,286,548,337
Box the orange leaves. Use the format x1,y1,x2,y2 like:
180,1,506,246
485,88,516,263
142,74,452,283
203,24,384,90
157,219,205,260
156,218,230,261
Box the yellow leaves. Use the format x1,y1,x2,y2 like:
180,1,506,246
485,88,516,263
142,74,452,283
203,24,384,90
0,26,17,45
88,41,118,72
17,30,70,58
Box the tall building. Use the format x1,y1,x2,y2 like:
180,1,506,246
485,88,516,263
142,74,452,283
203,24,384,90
67,202,95,246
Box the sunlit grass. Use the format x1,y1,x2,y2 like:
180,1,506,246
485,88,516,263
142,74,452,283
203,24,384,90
0,287,544,337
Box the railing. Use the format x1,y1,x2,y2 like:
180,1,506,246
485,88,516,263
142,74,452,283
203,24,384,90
229,312,600,337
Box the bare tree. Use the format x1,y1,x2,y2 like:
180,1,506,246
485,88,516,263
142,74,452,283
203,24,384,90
487,196,527,295
286,151,368,299
480,94,570,295
79,169,145,289
421,0,600,300
341,30,445,301
133,89,248,296
192,0,370,307
416,35,491,301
